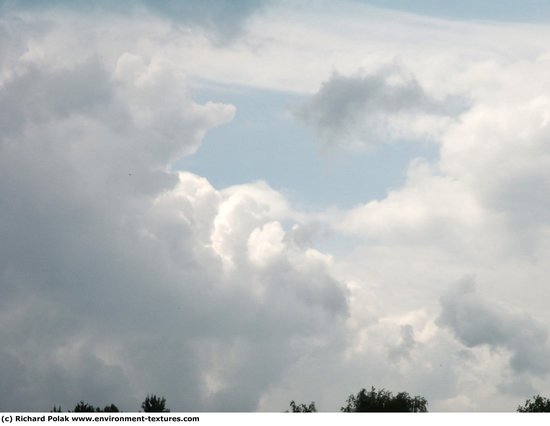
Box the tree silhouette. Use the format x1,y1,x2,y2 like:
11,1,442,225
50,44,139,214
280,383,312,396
102,404,120,412
51,402,120,412
517,395,550,412
287,401,317,412
341,387,427,412
73,401,99,412
141,395,170,412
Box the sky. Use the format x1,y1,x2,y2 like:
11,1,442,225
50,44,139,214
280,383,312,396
2,0,550,413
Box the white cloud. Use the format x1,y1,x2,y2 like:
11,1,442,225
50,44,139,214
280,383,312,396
335,159,489,246
247,222,286,268
3,0,550,413
0,11,350,412
331,52,550,259
293,5,550,411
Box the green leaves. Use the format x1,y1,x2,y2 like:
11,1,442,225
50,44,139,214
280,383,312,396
517,395,550,412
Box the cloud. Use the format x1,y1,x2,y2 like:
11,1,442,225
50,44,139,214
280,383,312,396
388,324,416,361
329,53,550,259
354,0,550,23
4,0,550,413
319,48,550,408
439,90,550,251
0,13,349,412
438,276,550,375
294,66,466,150
334,159,489,246
139,0,268,41
0,0,267,41
288,12,550,410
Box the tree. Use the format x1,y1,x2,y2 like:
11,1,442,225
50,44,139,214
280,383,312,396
517,395,550,412
287,401,317,412
51,402,120,412
141,395,170,412
341,387,427,412
102,404,120,412
73,401,99,412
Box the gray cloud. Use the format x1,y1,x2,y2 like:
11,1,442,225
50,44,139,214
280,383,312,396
295,67,466,149
0,16,349,411
0,0,267,41
0,59,112,135
140,0,268,40
388,324,416,362
438,276,550,375
5,0,550,412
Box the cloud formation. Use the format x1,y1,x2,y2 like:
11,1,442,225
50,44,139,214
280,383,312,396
0,0,266,40
3,0,550,413
0,11,349,411
439,277,550,375
295,66,465,149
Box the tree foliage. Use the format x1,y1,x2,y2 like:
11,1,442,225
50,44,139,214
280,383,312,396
287,401,317,412
73,402,100,412
141,395,170,412
52,389,550,412
517,395,550,412
341,387,427,412
51,401,121,412
102,404,120,412
50,395,168,413
71,402,120,412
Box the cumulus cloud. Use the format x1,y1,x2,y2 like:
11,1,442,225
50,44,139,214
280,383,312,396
4,0,550,413
438,276,550,375
334,159,490,247
0,10,349,412
439,91,550,250
315,25,550,408
330,54,550,259
294,66,466,150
